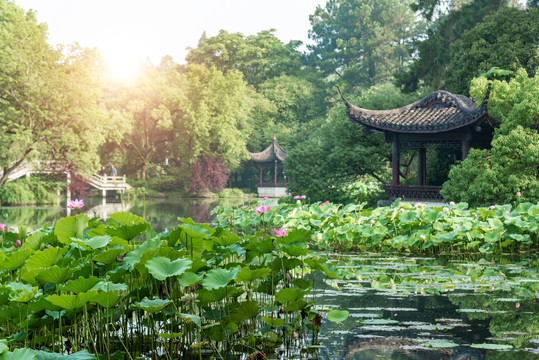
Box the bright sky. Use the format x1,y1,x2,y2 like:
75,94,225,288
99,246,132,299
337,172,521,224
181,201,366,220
15,0,326,80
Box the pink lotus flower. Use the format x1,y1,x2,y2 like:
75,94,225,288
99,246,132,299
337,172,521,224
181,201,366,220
293,195,301,200
414,202,423,208
449,201,455,206
254,204,270,214
272,228,288,238
67,199,85,210
516,302,520,308
263,197,269,200
14,239,21,248
320,201,330,206
443,207,449,212
301,195,306,199
0,223,4,232
489,205,495,210
516,191,521,197
370,219,375,225
505,210,510,214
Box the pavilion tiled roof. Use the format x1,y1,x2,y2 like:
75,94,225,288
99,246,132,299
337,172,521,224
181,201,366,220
339,87,490,134
248,136,288,163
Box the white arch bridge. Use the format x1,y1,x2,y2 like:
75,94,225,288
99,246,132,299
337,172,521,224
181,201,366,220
1,161,132,197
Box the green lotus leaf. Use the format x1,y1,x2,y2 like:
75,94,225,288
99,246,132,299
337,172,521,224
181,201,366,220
123,239,164,268
177,272,203,287
47,291,97,311
180,223,211,240
0,248,34,271
470,343,512,350
179,313,201,327
134,298,171,313
236,267,271,283
201,267,240,290
327,309,349,323
91,290,122,308
0,348,36,360
281,244,308,257
34,349,96,359
263,316,285,328
21,231,46,250
35,266,72,285
25,247,68,271
59,277,100,293
54,214,89,244
158,332,183,339
91,281,128,292
93,248,126,265
106,212,150,241
0,339,6,354
146,257,192,281
7,282,38,303
275,288,306,304
230,300,260,322
422,340,459,348
72,235,112,250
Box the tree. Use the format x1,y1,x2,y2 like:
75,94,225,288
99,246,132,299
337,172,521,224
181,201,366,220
186,30,303,88
396,0,507,92
445,7,539,95
441,70,539,206
0,1,108,186
307,0,417,88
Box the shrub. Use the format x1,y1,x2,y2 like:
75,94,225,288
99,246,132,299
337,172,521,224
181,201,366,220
148,175,185,192
189,155,231,194
218,188,245,198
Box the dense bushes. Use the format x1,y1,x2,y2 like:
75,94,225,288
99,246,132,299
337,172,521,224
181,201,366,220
0,177,57,205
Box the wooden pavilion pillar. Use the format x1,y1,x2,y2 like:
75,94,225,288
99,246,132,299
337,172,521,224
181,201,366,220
392,133,400,185
461,139,471,160
274,160,277,186
258,166,263,185
418,148,426,186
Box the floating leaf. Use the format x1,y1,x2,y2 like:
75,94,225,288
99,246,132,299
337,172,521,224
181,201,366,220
470,343,512,350
422,340,459,348
34,349,96,359
327,310,349,323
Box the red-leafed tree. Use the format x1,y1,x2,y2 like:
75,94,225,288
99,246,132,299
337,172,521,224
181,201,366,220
189,155,231,194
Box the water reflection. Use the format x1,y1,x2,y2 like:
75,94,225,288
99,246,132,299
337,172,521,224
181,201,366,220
316,254,539,359
0,196,246,233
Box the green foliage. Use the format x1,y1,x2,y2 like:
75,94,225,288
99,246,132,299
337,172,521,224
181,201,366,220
308,0,417,88
217,188,245,198
0,178,57,205
147,175,185,192
442,71,539,206
0,209,339,358
446,7,539,95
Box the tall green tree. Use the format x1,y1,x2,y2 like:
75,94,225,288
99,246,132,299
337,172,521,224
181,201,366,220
0,0,108,186
307,0,417,88
445,7,539,95
186,29,303,88
396,0,507,92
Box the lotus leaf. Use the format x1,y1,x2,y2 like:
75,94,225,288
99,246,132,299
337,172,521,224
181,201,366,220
236,267,271,283
0,248,33,271
146,256,192,281
25,247,68,271
263,316,285,327
177,272,203,287
93,247,126,265
179,313,201,327
35,266,72,285
0,348,36,360
47,291,97,311
54,214,89,244
134,298,171,312
123,238,164,267
201,267,240,290
327,309,349,323
34,350,96,359
60,277,100,293
106,212,150,240
71,235,112,250
470,343,512,350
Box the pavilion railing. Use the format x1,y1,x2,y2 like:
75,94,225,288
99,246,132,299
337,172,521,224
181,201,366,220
383,185,443,201
258,182,286,187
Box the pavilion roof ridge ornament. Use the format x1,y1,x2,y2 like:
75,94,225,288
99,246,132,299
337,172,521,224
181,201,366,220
248,136,288,163
337,84,491,134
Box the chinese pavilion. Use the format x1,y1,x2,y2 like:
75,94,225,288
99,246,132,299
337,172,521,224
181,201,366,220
339,87,491,201
248,135,289,198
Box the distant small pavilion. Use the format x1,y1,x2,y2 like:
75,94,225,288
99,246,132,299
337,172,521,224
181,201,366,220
248,135,289,198
339,87,491,201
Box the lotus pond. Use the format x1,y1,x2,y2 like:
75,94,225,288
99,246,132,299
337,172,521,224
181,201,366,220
0,198,538,359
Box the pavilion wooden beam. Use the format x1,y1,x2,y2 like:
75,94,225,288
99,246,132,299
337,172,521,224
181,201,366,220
392,133,400,186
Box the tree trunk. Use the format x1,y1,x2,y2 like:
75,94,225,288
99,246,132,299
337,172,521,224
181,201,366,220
141,162,147,181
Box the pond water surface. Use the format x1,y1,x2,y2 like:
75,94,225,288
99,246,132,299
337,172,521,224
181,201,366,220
2,199,538,359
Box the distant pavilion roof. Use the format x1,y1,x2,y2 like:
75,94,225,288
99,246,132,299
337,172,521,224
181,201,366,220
338,87,490,134
248,135,288,163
